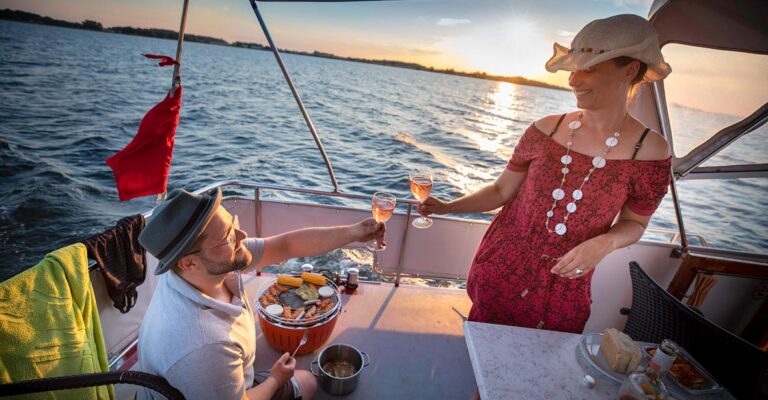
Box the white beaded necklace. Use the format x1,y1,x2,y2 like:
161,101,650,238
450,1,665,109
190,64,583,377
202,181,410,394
545,112,628,236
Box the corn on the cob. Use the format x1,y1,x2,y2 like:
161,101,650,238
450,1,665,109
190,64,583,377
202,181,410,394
277,275,303,287
301,272,326,286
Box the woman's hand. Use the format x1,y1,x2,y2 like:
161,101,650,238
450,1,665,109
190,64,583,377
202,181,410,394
551,236,613,278
418,196,450,217
269,352,296,385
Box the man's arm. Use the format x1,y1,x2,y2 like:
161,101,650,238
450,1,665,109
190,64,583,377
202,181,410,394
163,344,254,400
244,376,281,400
253,218,383,270
244,353,295,400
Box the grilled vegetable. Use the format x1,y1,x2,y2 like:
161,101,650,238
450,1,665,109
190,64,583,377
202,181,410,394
295,284,319,301
277,275,303,287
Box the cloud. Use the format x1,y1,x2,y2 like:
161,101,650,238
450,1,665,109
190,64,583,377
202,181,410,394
409,48,442,56
437,18,471,27
557,30,576,37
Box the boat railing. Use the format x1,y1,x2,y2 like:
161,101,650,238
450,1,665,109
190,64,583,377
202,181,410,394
190,180,735,284
644,227,708,247
86,180,720,280
193,179,491,283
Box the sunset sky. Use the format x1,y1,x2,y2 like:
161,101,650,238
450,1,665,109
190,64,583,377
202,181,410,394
2,0,766,116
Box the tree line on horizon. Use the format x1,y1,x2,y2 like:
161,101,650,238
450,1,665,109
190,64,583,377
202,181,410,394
0,8,566,91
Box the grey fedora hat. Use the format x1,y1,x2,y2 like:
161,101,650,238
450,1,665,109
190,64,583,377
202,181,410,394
139,187,222,274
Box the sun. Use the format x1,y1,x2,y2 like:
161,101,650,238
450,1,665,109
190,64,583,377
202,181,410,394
435,16,552,78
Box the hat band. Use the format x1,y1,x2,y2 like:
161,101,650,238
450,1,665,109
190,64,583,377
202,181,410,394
156,199,210,260
568,48,608,54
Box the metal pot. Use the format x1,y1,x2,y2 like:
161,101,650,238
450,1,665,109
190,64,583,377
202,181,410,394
310,344,371,396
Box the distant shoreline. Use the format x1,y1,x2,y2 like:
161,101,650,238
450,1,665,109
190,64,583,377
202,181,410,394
0,8,567,92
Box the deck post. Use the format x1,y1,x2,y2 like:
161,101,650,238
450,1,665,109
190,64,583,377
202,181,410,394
668,175,689,256
255,187,262,276
393,205,413,287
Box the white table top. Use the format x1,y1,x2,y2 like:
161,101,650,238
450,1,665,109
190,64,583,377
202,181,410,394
464,321,617,399
464,321,736,400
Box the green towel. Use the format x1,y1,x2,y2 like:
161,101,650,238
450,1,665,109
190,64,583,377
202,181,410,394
0,243,115,399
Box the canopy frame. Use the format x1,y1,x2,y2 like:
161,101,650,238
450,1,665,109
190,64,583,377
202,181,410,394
248,0,340,193
649,0,768,254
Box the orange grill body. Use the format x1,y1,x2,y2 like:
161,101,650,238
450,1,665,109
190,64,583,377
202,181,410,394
257,311,339,355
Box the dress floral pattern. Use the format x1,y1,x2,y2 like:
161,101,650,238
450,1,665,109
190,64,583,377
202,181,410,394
466,123,671,333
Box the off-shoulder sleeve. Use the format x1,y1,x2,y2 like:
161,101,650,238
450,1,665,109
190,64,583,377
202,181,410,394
626,158,672,216
506,124,541,172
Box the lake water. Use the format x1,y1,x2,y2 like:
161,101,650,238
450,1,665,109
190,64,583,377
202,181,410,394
1,21,765,282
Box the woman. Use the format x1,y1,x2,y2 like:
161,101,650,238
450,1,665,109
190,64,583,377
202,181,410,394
421,14,672,334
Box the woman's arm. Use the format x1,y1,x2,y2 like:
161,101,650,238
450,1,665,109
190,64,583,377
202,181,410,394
420,168,527,215
551,205,651,278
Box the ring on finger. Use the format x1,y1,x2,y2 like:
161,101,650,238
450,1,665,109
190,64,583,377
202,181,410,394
575,268,584,275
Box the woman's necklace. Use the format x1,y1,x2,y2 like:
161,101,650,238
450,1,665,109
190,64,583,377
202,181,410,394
545,112,628,236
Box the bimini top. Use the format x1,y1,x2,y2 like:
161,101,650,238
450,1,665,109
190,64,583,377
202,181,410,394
258,0,388,2
649,0,768,55
648,0,768,179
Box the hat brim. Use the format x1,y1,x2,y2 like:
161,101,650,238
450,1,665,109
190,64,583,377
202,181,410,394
154,188,222,274
545,41,671,82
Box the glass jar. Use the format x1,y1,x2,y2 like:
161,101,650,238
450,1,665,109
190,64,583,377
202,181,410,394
616,339,679,400
617,368,669,400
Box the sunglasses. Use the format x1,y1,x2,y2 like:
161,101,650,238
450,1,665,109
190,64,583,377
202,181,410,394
185,215,239,255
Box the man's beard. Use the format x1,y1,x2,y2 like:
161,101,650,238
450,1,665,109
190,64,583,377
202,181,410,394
200,247,252,275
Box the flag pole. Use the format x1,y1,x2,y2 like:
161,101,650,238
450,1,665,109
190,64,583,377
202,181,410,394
157,0,189,203
170,0,190,98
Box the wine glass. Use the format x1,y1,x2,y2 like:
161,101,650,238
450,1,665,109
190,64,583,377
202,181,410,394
366,192,396,251
409,171,433,229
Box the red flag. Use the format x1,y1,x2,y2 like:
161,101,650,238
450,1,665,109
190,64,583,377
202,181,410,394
143,54,180,67
106,85,182,201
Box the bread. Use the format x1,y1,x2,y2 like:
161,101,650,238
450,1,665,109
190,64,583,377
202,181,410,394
599,328,642,374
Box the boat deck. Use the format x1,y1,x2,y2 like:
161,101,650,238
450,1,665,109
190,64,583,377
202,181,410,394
245,274,476,399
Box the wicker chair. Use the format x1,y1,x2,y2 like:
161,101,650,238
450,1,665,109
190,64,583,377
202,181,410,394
0,370,184,399
621,261,767,400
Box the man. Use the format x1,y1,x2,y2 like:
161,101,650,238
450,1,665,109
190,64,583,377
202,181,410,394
136,188,385,400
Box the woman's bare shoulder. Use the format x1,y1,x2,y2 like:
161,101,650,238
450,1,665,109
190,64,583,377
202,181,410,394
636,128,672,160
533,113,572,135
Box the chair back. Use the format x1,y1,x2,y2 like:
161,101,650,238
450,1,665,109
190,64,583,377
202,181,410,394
624,262,767,400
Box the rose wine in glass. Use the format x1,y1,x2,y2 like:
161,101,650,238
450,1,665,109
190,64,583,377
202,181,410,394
409,172,433,229
366,192,396,251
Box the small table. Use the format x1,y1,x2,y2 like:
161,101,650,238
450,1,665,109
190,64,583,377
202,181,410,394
464,322,736,400
464,322,617,399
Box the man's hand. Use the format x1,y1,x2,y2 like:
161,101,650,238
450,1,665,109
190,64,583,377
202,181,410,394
268,352,296,386
350,218,386,246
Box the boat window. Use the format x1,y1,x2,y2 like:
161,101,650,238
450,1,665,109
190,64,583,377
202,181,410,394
661,44,768,160
675,178,766,254
699,124,767,168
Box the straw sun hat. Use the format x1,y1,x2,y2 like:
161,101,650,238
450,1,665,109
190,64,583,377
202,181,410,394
545,14,671,81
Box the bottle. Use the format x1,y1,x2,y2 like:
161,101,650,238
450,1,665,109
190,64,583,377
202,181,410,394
617,339,679,400
648,339,679,380
344,267,359,292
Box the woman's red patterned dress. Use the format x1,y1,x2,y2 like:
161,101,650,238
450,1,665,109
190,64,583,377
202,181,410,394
466,123,671,333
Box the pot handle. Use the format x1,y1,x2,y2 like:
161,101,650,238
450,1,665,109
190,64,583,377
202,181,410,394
361,351,371,367
310,360,321,377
